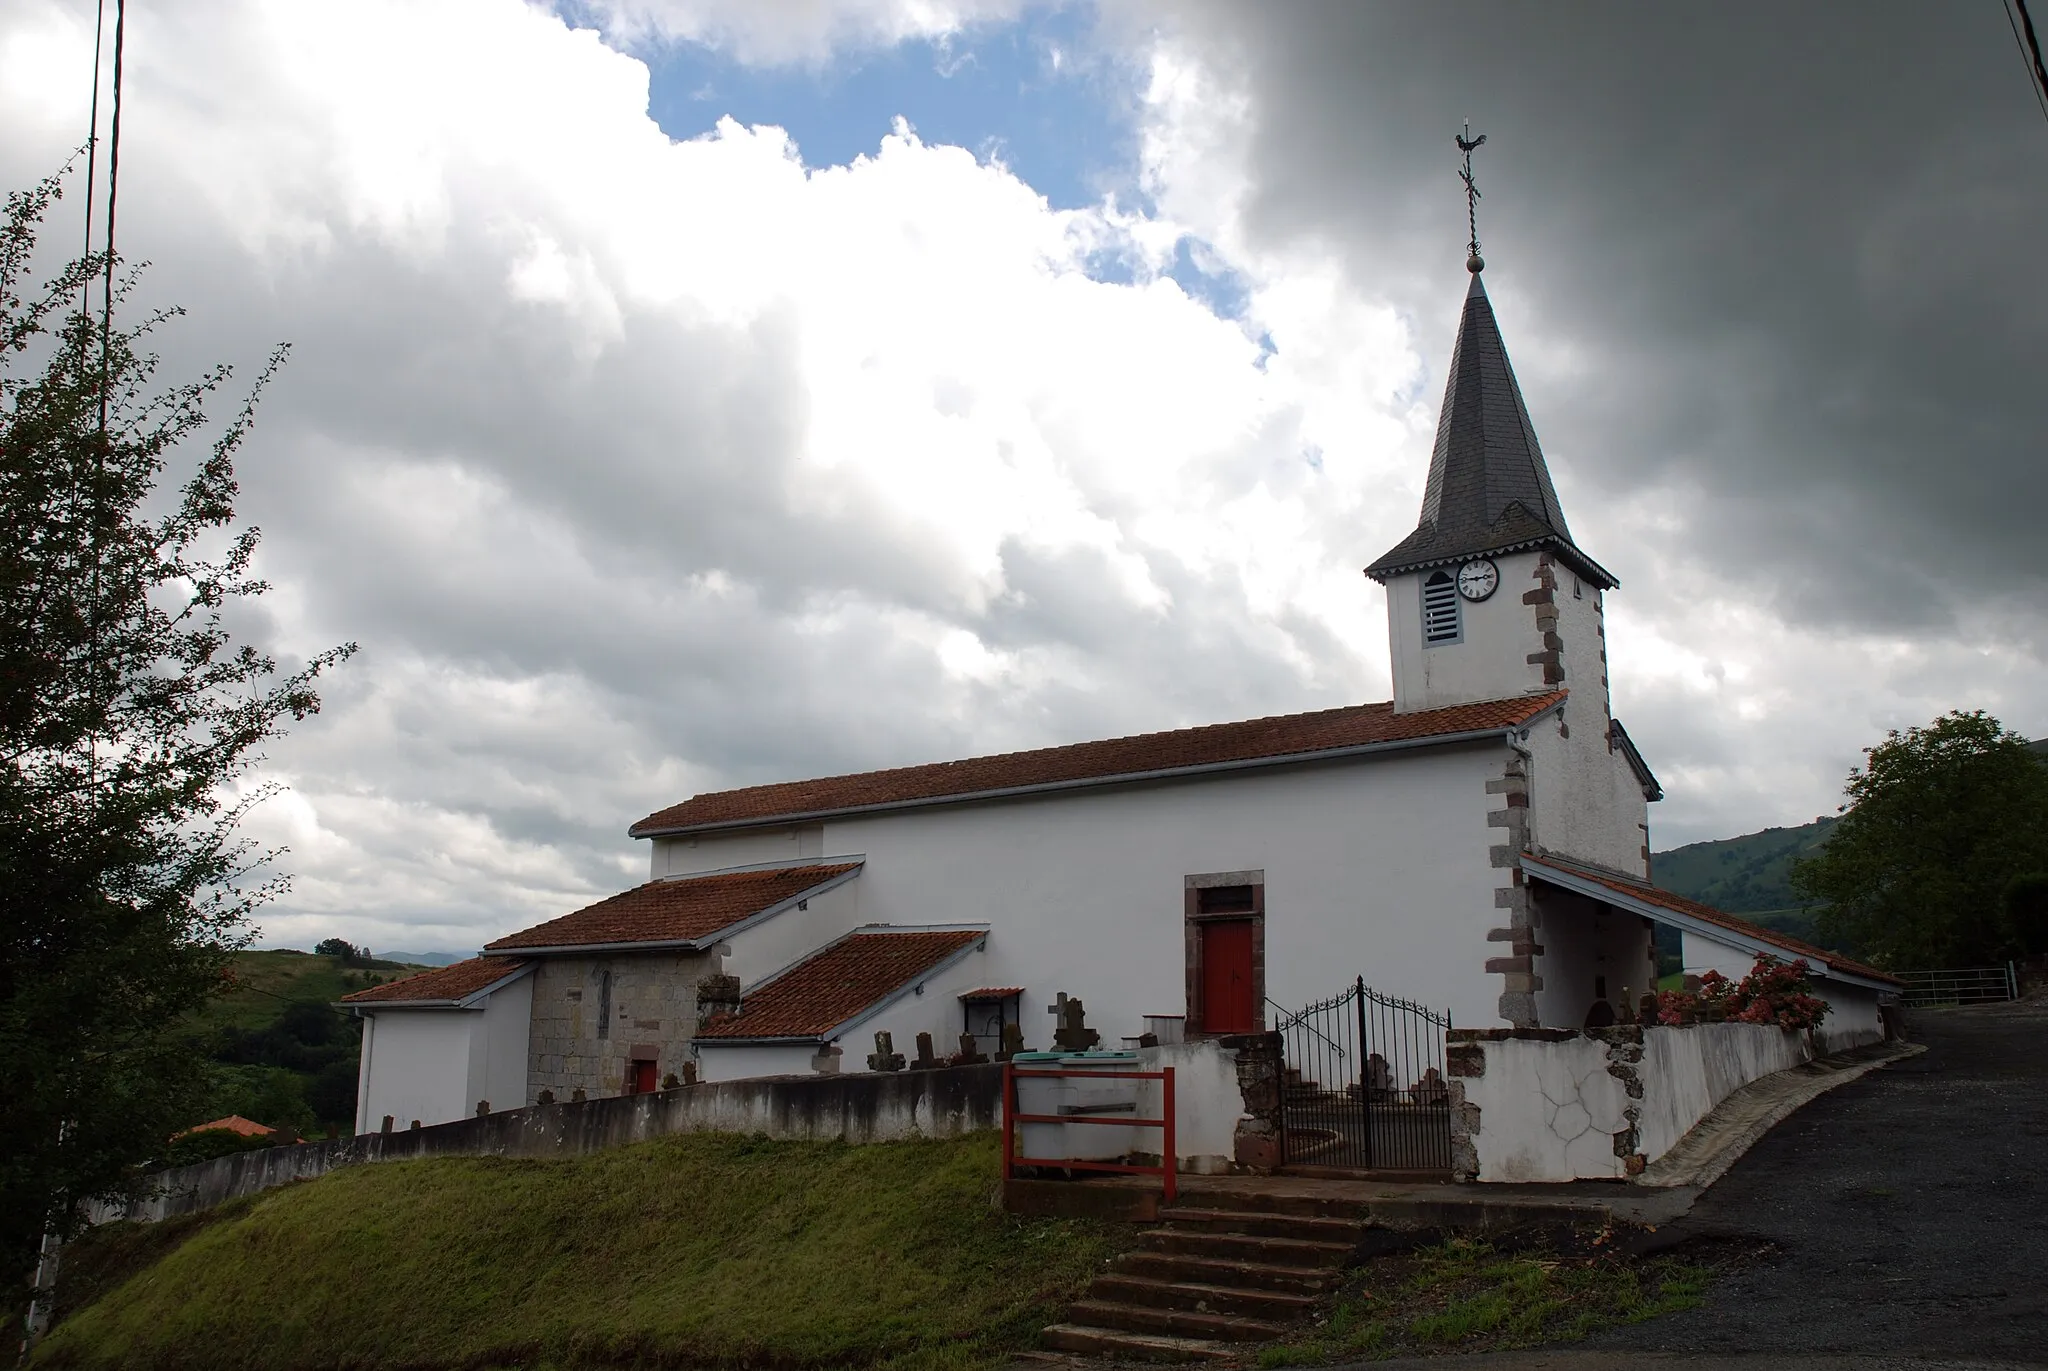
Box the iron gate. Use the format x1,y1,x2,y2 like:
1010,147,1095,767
1273,977,1453,1174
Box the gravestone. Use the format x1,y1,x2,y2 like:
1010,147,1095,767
867,1030,906,1072
475,1100,490,1117
949,1032,989,1066
911,1032,943,1070
997,1022,1025,1061
1048,993,1100,1052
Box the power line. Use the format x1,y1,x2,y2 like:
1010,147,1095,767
2006,0,2048,127
79,0,105,322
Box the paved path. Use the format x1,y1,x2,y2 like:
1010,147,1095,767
1608,997,2048,1362
1341,997,2048,1370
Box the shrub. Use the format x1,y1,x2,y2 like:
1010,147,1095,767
1655,955,1829,1032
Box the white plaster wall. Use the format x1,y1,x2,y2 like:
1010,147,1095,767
715,878,868,988
1531,887,1661,1030
1129,1040,1245,1174
1387,550,1552,713
1681,931,1758,981
358,1011,476,1131
1459,1034,1634,1182
659,745,1515,1036
653,824,822,878
469,978,532,1114
835,943,992,1068
353,1013,378,1134
1635,1024,1813,1160
695,1042,818,1083
1813,981,1884,1053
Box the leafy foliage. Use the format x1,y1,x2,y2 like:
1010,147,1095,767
1654,955,1830,1031
0,170,353,1290
1793,711,2048,968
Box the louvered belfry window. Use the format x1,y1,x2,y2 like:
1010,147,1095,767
1422,570,1462,645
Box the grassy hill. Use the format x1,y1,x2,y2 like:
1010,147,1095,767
1651,816,1840,953
34,1132,1119,1371
177,949,430,1140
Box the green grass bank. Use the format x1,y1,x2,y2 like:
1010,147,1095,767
35,1132,1123,1371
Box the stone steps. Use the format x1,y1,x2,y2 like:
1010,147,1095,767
1042,1193,1363,1361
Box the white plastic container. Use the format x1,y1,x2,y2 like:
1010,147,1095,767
1056,1051,1144,1160
1009,1052,1070,1162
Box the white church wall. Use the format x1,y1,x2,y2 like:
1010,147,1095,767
355,1010,475,1132
714,877,868,989
694,1042,818,1083
470,976,532,1115
654,743,1517,1037
652,823,823,878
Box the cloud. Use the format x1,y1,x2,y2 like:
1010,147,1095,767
1,0,1429,950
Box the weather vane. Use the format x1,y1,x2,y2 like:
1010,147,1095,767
1456,120,1487,273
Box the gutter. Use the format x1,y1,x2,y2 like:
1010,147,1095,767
631,706,1565,840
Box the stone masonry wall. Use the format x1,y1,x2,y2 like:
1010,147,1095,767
527,952,713,1102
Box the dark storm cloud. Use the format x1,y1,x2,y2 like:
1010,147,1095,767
1151,1,2048,643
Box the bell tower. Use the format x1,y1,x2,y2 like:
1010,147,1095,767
1365,128,1618,718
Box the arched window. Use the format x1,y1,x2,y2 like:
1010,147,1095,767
597,969,612,1040
1422,570,1461,645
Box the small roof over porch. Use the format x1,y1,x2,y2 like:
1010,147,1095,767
1520,853,1899,992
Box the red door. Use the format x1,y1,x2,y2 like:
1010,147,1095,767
1200,919,1257,1034
627,1059,657,1095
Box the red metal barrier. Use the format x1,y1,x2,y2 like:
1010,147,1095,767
1000,1063,1177,1203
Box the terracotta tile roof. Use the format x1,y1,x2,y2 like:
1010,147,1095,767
1524,855,1901,986
958,987,1024,999
339,956,531,1004
696,927,987,1041
633,693,1567,836
483,863,861,953
174,1115,274,1140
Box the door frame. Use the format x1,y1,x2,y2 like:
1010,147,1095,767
1184,870,1265,1037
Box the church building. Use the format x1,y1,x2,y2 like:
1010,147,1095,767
343,237,1894,1137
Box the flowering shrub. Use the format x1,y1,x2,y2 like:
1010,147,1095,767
1654,955,1831,1032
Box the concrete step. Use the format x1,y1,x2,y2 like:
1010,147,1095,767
1039,1324,1236,1362
1113,1249,1343,1294
1139,1227,1354,1267
1173,1188,1375,1221
1066,1300,1291,1343
1160,1206,1366,1243
1089,1273,1319,1321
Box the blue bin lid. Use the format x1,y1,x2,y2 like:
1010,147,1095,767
1009,1051,1066,1062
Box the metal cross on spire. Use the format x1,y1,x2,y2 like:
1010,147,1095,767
1456,120,1487,273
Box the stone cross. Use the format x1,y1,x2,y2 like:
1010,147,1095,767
1048,992,1100,1052
911,1031,943,1070
867,1030,906,1072
950,1032,989,1066
997,1023,1025,1061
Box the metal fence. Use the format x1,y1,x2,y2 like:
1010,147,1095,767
1893,964,2019,1007
1271,977,1452,1175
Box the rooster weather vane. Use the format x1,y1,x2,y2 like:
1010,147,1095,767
1457,121,1487,273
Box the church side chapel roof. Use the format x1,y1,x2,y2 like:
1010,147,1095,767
1366,274,1616,589
482,862,863,954
631,691,1568,838
339,955,534,1005
1522,854,1900,987
696,926,988,1042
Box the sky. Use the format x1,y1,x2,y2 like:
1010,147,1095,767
2,1,2044,954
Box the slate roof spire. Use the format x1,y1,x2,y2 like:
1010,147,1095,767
1364,269,1617,588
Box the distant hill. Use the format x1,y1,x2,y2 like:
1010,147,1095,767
378,950,469,966
1651,816,1840,952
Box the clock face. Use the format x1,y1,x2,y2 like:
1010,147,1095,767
1457,559,1499,602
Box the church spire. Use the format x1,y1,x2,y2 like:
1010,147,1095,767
1365,130,1615,590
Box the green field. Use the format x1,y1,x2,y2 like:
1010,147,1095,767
1651,818,1836,918
35,1132,1122,1371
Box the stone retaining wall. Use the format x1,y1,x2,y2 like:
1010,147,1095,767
1445,1022,1816,1183
99,1062,1002,1224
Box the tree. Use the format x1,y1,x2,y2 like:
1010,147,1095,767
0,170,354,1291
1793,711,2048,968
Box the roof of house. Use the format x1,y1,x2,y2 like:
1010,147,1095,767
695,927,988,1042
483,863,863,954
958,986,1024,999
339,956,533,1005
1366,273,1615,589
173,1115,274,1140
1521,853,1900,987
631,692,1568,837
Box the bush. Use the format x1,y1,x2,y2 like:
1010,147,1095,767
2004,873,2048,957
1655,955,1830,1032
